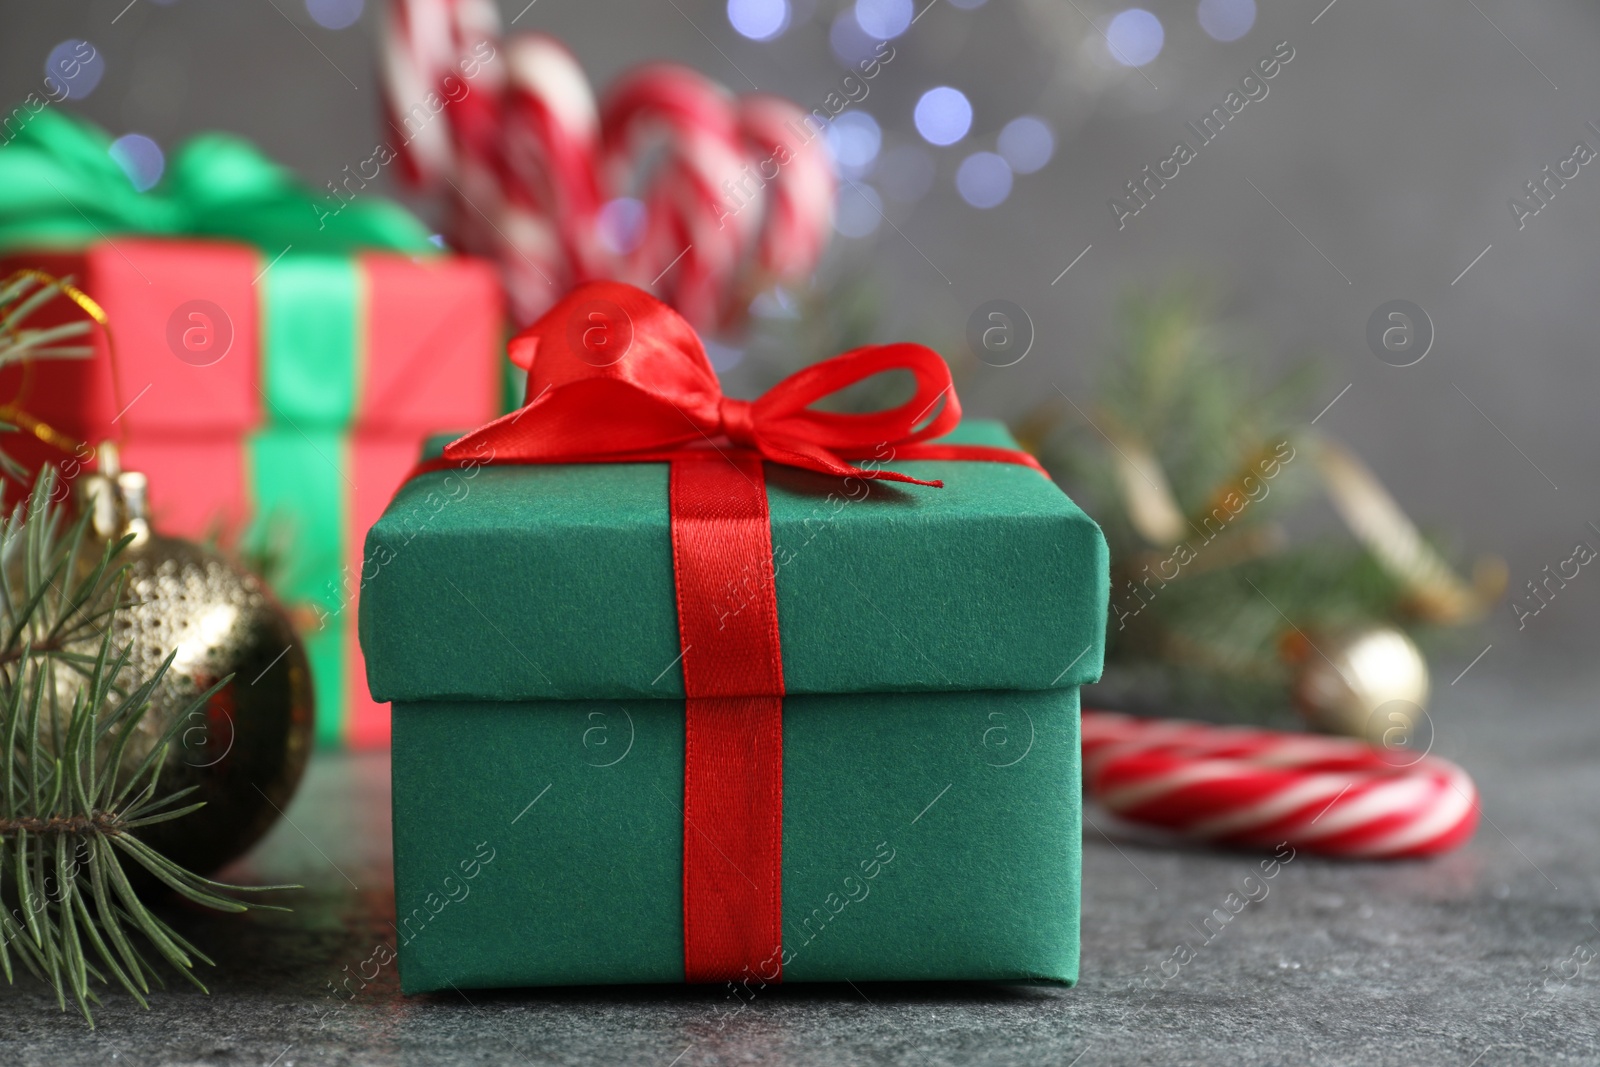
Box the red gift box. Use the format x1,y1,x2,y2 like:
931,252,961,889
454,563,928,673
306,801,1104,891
1,238,504,747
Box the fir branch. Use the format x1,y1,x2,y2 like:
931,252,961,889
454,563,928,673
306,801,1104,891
1030,281,1429,709
0,272,97,481
0,273,93,372
0,814,124,835
0,469,298,1025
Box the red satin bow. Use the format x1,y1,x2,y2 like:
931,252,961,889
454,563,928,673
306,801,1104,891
443,280,1042,484
409,279,1046,984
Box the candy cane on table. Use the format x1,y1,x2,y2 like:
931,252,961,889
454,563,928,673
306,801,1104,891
1081,710,1479,859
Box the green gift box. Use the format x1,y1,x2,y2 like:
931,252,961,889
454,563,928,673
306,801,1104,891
361,407,1109,991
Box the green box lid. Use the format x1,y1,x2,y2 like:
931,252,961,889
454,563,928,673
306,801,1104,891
358,418,1108,702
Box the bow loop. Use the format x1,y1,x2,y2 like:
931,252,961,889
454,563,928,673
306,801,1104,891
445,281,1014,489
751,343,962,455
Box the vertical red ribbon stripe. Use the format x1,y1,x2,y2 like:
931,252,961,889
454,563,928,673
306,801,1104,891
409,282,1049,982
670,453,785,983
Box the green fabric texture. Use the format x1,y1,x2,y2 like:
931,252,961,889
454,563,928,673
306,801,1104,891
391,686,1081,991
0,109,437,255
360,419,1109,700
502,358,526,416
247,429,349,746
262,254,362,427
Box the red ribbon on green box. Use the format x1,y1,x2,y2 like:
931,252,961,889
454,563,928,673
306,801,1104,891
409,282,1044,982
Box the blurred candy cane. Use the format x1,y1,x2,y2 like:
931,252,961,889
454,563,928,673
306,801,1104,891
738,95,835,291
381,1,835,331
1081,710,1479,859
503,38,600,268
382,0,501,191
601,64,755,330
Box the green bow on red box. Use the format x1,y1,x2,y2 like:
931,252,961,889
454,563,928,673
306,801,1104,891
0,107,436,256
0,110,504,749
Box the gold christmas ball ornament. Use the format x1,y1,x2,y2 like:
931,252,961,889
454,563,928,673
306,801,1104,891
66,446,315,875
1286,625,1431,747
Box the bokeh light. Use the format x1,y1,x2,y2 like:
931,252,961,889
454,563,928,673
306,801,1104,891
597,198,647,256
879,145,935,203
913,87,973,147
1105,9,1164,67
44,39,104,100
1197,0,1256,42
751,287,802,320
835,182,884,238
306,0,364,30
829,10,879,67
826,111,883,179
703,338,746,372
854,0,912,40
956,152,1013,209
728,0,791,41
109,134,164,192
997,116,1055,175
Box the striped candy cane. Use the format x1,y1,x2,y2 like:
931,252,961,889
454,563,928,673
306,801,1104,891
601,64,754,330
381,3,835,331
1081,710,1479,859
382,0,502,191
497,33,601,320
738,94,836,292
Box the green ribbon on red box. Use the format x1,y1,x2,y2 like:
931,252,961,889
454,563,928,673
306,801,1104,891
0,111,455,746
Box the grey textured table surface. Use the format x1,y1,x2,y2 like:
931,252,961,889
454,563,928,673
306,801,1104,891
2,654,1596,1067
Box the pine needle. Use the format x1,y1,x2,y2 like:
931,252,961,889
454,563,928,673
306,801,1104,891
1029,281,1426,717
0,468,298,1025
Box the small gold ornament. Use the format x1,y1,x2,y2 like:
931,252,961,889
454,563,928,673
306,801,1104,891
66,445,315,874
1286,625,1431,746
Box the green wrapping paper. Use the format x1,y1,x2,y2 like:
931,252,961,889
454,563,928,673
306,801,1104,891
361,422,1109,701
362,418,1109,989
392,687,1082,991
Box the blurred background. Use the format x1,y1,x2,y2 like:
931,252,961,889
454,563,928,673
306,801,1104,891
3,0,1597,668
1,5,1597,1056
